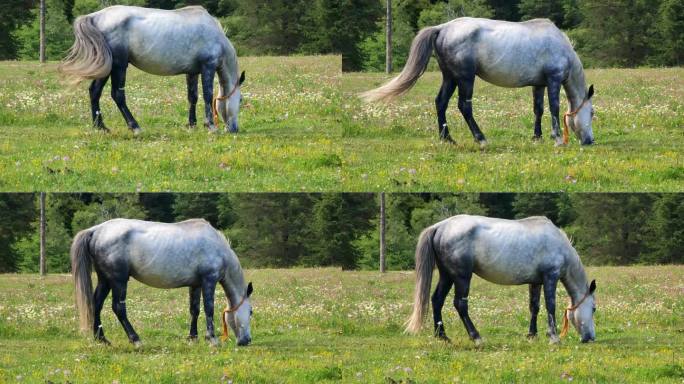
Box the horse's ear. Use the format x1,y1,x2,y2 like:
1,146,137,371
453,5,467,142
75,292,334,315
239,71,245,86
587,84,594,100
246,281,253,297
589,279,596,294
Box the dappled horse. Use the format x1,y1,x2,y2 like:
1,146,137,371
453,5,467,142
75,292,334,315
59,5,245,134
71,218,253,346
362,18,595,146
406,215,597,344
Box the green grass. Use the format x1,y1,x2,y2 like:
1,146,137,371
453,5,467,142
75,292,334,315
0,59,682,191
1,266,682,383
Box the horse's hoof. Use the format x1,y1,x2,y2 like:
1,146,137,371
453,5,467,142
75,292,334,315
473,338,484,347
478,140,488,149
436,334,451,343
549,335,561,345
554,138,566,147
532,136,542,142
131,128,141,136
132,340,143,349
187,335,198,342
96,337,111,346
207,127,218,134
527,333,537,340
207,337,219,347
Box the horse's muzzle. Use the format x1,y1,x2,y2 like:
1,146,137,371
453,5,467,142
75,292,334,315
237,336,251,346
581,137,595,146
581,335,595,343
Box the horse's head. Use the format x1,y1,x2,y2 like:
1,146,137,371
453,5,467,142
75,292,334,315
567,279,597,343
567,85,595,145
224,71,245,133
226,281,253,346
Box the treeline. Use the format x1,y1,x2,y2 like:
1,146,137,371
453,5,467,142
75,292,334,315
2,0,682,70
0,193,681,273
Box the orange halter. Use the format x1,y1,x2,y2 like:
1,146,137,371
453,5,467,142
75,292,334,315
560,289,591,338
221,295,246,342
562,99,588,145
211,75,241,129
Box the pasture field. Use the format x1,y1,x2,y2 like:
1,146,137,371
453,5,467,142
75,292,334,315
0,60,682,192
0,266,682,383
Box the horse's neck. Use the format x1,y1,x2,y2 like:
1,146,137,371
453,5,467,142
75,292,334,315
223,266,246,305
217,53,239,96
562,259,588,304
563,62,586,111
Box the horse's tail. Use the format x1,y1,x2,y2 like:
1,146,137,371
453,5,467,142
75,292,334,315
360,26,439,102
405,225,438,334
58,15,112,84
71,228,94,332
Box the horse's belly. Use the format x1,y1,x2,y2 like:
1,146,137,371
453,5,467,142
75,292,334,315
130,269,194,289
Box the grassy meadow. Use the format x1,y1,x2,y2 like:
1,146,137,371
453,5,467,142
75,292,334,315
0,266,682,383
0,59,682,191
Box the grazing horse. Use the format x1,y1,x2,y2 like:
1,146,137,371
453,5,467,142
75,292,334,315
362,18,595,146
70,218,253,347
59,5,245,134
406,215,596,344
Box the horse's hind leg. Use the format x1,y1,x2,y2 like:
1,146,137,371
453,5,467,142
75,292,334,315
542,272,561,344
93,277,111,344
110,279,142,347
456,77,487,147
186,73,199,128
188,286,201,341
110,63,141,134
201,275,220,346
89,77,109,131
527,283,542,339
453,271,482,345
435,75,456,143
532,86,545,140
200,64,218,132
431,270,453,341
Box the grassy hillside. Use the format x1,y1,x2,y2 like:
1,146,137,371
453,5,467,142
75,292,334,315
0,59,682,191
0,266,682,383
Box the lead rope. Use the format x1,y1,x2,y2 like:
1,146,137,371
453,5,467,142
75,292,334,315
211,75,241,129
221,295,246,342
562,99,588,145
560,290,590,338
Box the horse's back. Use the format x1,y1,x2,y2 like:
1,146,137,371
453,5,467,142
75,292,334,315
437,215,569,285
90,218,229,288
90,5,228,75
436,17,576,87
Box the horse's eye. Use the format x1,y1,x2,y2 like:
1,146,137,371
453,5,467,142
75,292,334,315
240,96,243,104
250,310,253,316
592,307,596,313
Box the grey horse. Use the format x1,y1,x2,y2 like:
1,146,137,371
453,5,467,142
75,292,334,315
71,218,253,347
59,5,245,134
362,18,595,146
406,215,597,344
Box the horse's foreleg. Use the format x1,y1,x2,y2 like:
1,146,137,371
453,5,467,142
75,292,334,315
186,73,199,128
532,86,545,140
453,273,482,345
435,76,456,143
92,278,111,344
200,65,218,132
111,280,141,347
542,273,560,344
201,277,219,346
89,77,109,131
456,77,487,147
431,272,453,341
110,63,141,134
188,286,201,341
527,283,542,339
547,78,564,146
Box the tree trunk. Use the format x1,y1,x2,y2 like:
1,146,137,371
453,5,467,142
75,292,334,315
385,0,392,73
39,192,46,276
379,192,386,272
39,0,46,63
